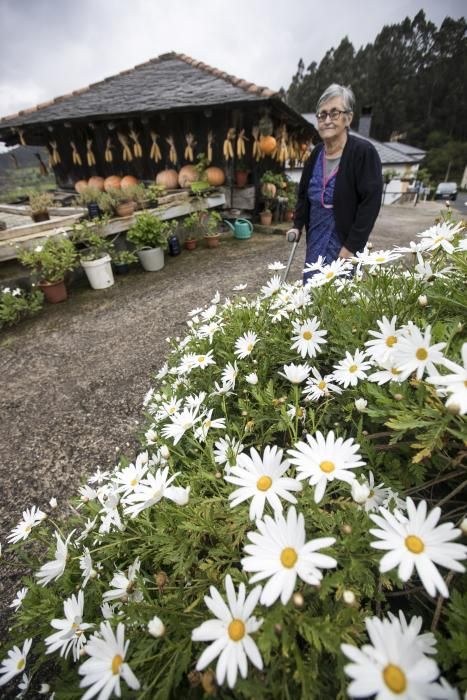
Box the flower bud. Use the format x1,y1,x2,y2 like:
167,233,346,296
354,398,367,412
342,590,356,606
274,623,283,636
39,684,51,695
201,669,217,695
292,592,304,608
49,497,58,509
351,480,370,505
155,571,169,591
417,294,428,306
187,670,201,688
460,518,467,536
160,445,170,460
148,615,165,638
394,393,403,401
342,523,353,535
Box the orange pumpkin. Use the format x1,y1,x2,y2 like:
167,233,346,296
155,169,179,189
120,175,139,190
88,176,105,191
104,175,122,192
205,167,225,186
178,165,198,188
259,135,277,155
74,179,88,194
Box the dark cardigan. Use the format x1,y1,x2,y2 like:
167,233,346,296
293,134,383,253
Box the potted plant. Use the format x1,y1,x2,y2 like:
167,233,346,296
235,160,249,187
70,217,115,289
201,210,223,248
285,186,297,222
145,184,166,208
29,191,54,223
260,170,284,199
111,248,138,275
17,235,77,303
124,184,149,210
260,204,273,226
182,212,202,250
106,188,136,217
74,186,104,219
126,211,169,271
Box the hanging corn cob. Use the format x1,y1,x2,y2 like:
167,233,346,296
149,131,162,162
252,126,263,161
105,138,113,163
86,138,96,166
117,132,133,161
49,141,61,166
223,128,235,160
288,137,298,163
276,125,289,164
17,128,26,146
165,136,178,165
184,133,196,162
207,131,214,164
129,129,143,158
236,129,248,158
70,140,82,166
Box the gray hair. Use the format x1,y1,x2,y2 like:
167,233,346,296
317,84,355,113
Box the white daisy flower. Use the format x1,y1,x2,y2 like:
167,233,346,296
78,622,140,699
211,291,220,304
194,350,216,369
188,306,204,317
242,506,336,606
103,558,143,604
232,283,248,291
369,497,467,597
195,410,227,442
456,236,467,252
160,406,202,445
191,575,263,689
88,467,111,485
364,315,401,364
391,323,446,381
333,349,372,388
210,380,235,397
76,516,98,543
36,531,73,587
213,436,245,473
7,506,46,543
201,304,218,321
417,221,464,254
387,610,437,656
9,587,28,611
352,471,391,512
16,672,30,698
288,431,365,503
98,489,123,534
307,258,353,286
122,467,188,518
178,352,198,374
278,362,311,384
155,362,169,379
426,343,467,415
286,404,306,422
356,248,403,268
45,590,93,661
260,275,283,298
234,331,258,359
368,359,405,385
79,485,98,503
341,615,441,698
290,317,328,359
245,372,258,385
302,367,342,401
198,321,222,343
268,261,286,270
225,445,302,520
221,361,238,388
0,639,32,687
154,397,182,421
79,548,96,587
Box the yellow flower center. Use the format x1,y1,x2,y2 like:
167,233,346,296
318,380,327,390
296,407,304,417
405,535,425,554
168,407,176,415
280,547,298,568
198,356,205,363
320,460,335,473
256,475,272,491
130,478,137,486
416,348,428,361
326,271,334,279
228,619,245,641
383,664,407,694
24,525,32,533
349,364,358,373
204,420,212,429
390,367,401,376
375,256,386,262
112,654,123,675
16,658,25,671
386,335,397,347
247,343,253,352
303,331,313,340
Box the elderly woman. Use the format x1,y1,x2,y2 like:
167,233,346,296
288,84,383,281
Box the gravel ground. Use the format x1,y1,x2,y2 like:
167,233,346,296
0,201,443,639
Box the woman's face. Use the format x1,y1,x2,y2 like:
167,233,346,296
317,96,353,143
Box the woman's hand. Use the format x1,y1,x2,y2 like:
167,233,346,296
338,246,353,258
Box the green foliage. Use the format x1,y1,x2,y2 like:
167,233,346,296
111,249,138,266
70,217,114,261
28,190,54,214
17,236,78,283
126,211,170,251
0,286,44,328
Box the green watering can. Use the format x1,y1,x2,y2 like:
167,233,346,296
223,218,253,239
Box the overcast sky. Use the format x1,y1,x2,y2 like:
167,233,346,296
0,0,465,147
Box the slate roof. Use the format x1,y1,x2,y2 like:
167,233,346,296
0,52,295,133
301,113,425,165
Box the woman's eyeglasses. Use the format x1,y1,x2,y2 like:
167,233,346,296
317,109,351,122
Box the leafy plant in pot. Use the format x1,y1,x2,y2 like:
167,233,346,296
182,212,201,251
106,187,136,217
235,159,249,187
74,186,104,219
70,217,115,290
17,235,77,303
111,248,138,275
126,211,169,271
29,191,54,223
201,210,223,248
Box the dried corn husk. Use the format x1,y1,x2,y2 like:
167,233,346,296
70,140,82,166
207,131,214,164
117,132,133,161
86,138,96,166
17,128,26,146
184,133,196,162
252,126,263,161
129,129,143,158
276,125,289,164
149,131,162,162
166,135,178,165
104,138,113,163
223,128,235,160
236,128,248,159
49,140,61,166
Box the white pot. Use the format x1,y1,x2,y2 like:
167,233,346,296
137,247,164,272
81,255,114,290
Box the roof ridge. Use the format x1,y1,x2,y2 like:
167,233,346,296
0,51,278,126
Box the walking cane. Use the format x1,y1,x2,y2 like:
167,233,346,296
281,229,301,283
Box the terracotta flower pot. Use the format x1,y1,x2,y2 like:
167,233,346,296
38,279,67,303
116,201,136,217
235,171,248,187
260,211,273,226
32,211,50,223
204,235,220,248
286,209,295,222
185,239,197,251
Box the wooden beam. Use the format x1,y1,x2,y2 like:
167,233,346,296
0,213,85,242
